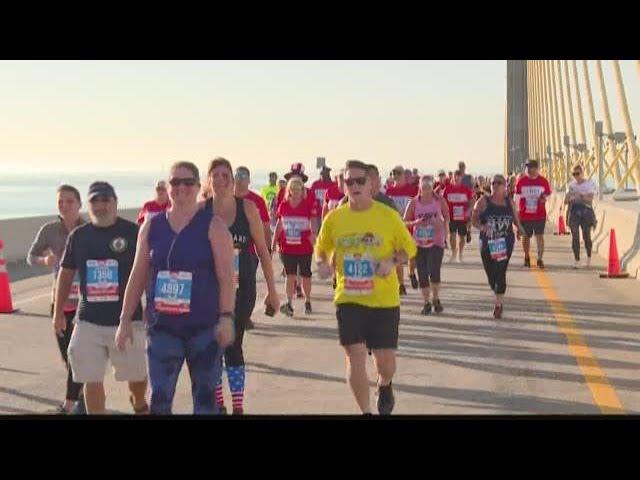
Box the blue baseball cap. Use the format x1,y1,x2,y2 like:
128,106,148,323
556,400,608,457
88,181,117,201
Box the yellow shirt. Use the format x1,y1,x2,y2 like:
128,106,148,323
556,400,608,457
261,185,279,207
315,200,417,308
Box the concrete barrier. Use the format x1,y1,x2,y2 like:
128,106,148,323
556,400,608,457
0,208,138,263
548,193,640,279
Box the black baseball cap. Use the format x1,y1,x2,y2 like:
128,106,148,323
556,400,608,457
525,159,539,168
88,181,117,201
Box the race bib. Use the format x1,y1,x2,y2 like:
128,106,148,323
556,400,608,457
453,205,465,221
343,254,374,295
86,259,119,302
414,225,435,248
233,248,240,287
525,196,539,214
488,238,508,262
283,216,309,245
154,270,192,315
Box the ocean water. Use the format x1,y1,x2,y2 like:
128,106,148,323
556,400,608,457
0,170,272,220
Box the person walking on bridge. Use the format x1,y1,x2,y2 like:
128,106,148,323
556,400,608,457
515,160,552,268
564,164,597,269
136,180,171,226
472,174,524,319
27,185,86,414
442,170,474,263
55,181,148,414
404,175,449,315
315,159,417,415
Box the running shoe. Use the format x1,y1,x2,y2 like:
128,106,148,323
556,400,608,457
304,301,312,314
70,398,86,415
295,284,304,298
433,299,443,314
466,231,472,243
409,273,418,289
537,259,545,269
218,406,228,415
448,253,456,263
129,395,150,415
245,318,255,330
420,302,432,315
233,408,244,415
493,303,503,319
524,256,531,267
377,382,395,415
573,258,581,269
49,404,69,415
399,284,407,296
458,253,464,263
280,303,294,317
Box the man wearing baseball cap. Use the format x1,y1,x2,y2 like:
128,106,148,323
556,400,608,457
54,181,148,414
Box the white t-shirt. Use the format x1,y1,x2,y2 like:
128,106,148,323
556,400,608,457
568,179,597,196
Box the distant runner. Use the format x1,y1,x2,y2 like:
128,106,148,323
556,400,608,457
136,180,170,225
565,164,597,268
442,170,474,263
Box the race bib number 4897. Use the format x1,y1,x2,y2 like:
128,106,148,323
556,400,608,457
154,271,192,314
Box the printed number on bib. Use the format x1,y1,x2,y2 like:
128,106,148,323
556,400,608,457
154,271,193,314
488,238,508,262
414,225,435,248
525,196,539,214
86,259,119,302
453,205,465,221
283,217,308,245
343,254,374,295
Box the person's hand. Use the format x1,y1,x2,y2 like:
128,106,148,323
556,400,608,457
44,253,59,268
53,312,67,336
539,194,547,203
317,261,333,280
115,321,134,351
375,258,395,277
215,316,235,348
264,290,280,314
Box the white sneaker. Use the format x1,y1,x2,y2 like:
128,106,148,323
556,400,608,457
458,253,464,263
449,253,456,263
573,259,581,269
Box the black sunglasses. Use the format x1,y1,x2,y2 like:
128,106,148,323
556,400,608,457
345,177,367,187
572,171,582,176
169,177,198,187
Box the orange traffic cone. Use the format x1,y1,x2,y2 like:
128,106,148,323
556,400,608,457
599,229,629,279
554,214,569,235
0,238,18,314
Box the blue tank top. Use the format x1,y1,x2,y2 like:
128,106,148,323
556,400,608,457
479,197,515,251
147,209,220,336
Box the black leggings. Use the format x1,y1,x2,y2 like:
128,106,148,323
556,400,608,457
415,246,444,288
51,305,83,401
570,219,593,261
225,253,259,367
480,248,513,295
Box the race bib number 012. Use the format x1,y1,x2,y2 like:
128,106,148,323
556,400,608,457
154,271,193,314
86,259,119,302
343,254,374,295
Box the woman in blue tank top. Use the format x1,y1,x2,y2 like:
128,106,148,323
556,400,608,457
117,161,235,414
471,174,524,319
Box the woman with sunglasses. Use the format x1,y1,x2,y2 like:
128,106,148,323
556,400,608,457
272,176,316,317
117,161,235,414
404,175,450,315
203,157,279,414
471,174,524,319
564,165,597,268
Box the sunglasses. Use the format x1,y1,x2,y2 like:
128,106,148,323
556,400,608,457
345,177,367,187
169,177,198,187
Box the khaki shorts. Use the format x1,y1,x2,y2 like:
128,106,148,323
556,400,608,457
68,321,147,383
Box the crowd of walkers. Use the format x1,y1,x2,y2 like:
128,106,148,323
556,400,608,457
26,155,596,415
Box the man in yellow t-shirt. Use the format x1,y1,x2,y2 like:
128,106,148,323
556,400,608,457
260,172,279,214
315,159,417,415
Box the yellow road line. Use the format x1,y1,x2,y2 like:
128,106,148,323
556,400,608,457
531,267,625,414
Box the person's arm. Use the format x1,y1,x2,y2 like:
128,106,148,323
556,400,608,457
271,217,282,253
210,215,235,348
115,220,152,349
27,224,56,267
376,212,417,277
403,198,419,227
511,199,525,236
53,267,75,334
314,215,334,279
440,197,450,230
244,200,279,312
471,196,487,229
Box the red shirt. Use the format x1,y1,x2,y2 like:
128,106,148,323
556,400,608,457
309,179,336,217
277,200,315,255
276,186,316,213
385,183,419,215
515,175,552,221
136,200,170,225
434,179,450,194
241,190,270,223
323,184,345,212
442,184,474,222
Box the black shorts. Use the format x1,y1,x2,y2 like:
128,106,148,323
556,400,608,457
521,220,546,237
280,253,313,277
336,303,400,350
449,221,468,236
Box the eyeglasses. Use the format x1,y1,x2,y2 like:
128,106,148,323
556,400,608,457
169,177,198,187
345,177,367,187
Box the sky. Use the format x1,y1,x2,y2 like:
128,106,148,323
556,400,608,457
0,60,638,178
